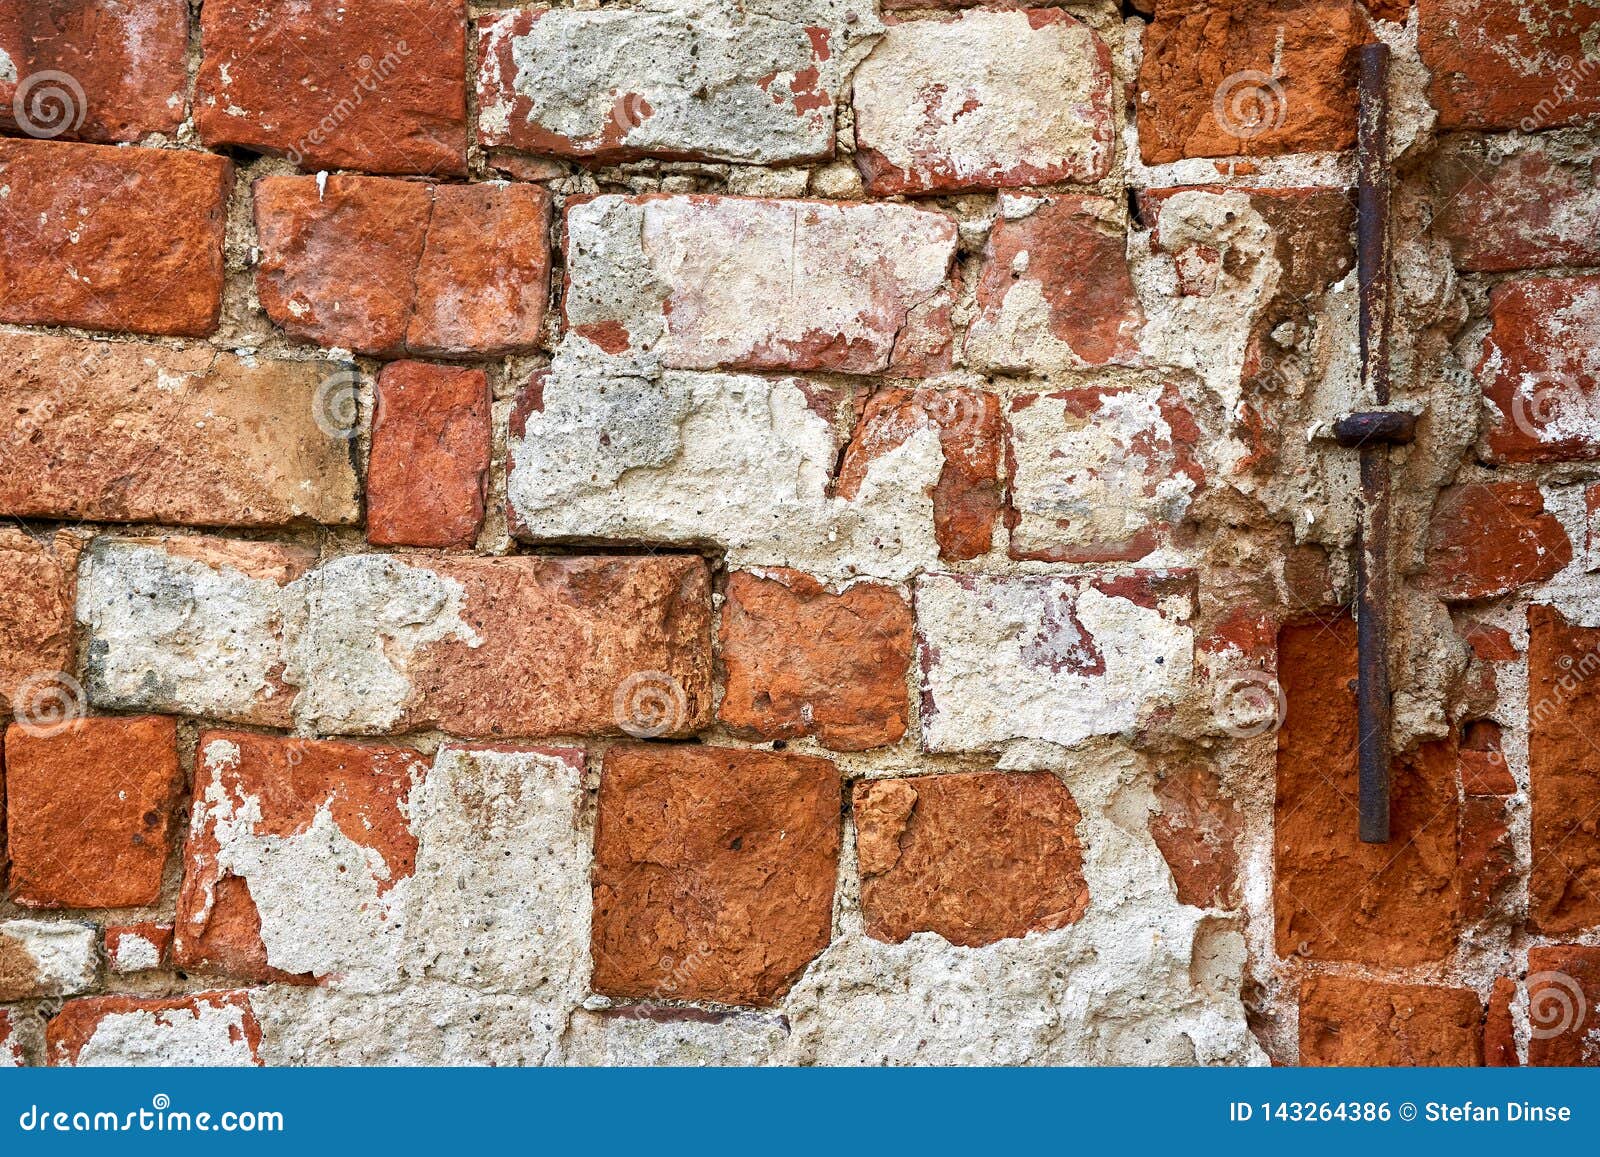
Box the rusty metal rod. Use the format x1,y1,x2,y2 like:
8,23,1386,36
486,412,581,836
1355,42,1393,844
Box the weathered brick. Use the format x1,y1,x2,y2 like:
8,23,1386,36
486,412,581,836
197,0,467,175
507,366,962,579
80,539,715,739
1149,764,1243,910
255,176,551,356
1418,0,1600,131
562,194,956,375
0,1008,22,1066
1485,975,1518,1066
915,572,1195,752
591,744,840,1007
105,923,173,974
965,195,1143,373
1480,276,1600,463
175,732,430,986
834,386,1003,562
1275,617,1463,965
47,993,262,1066
0,0,187,142
0,528,81,717
0,139,229,337
1006,384,1204,563
1527,605,1600,935
1461,793,1516,921
368,362,490,549
1419,482,1571,601
1138,0,1366,163
719,569,913,751
5,716,181,909
0,333,361,527
855,771,1088,947
1527,945,1600,1066
1462,721,1517,796
851,8,1114,194
0,919,96,1001
477,3,851,164
1430,134,1600,273
1298,976,1483,1066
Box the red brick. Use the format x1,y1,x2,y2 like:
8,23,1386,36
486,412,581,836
1418,0,1600,131
255,176,551,356
1298,976,1484,1066
1480,275,1600,463
835,387,1003,561
197,0,467,176
855,771,1088,947
718,569,912,752
4,716,181,909
1462,721,1517,796
1527,605,1600,936
174,732,428,983
1461,794,1516,921
1527,945,1600,1066
0,529,81,719
105,922,173,974
1430,136,1600,273
967,195,1142,372
0,0,187,142
1275,617,1463,965
0,139,229,337
368,362,490,549
1138,0,1367,163
1485,975,1519,1066
0,333,361,527
1420,482,1571,601
592,744,840,1007
851,8,1115,194
46,993,263,1066
1149,764,1243,909
0,1008,21,1066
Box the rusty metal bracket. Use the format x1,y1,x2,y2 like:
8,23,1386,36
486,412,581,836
1350,42,1395,844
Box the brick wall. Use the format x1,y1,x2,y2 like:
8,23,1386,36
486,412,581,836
0,0,1596,1067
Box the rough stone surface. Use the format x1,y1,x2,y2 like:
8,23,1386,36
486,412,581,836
0,1009,22,1066
562,1006,789,1066
561,194,957,375
915,572,1195,753
591,744,841,1008
1006,383,1204,563
1418,0,1600,131
1527,945,1600,1066
477,2,864,164
106,923,173,974
966,195,1143,373
1479,276,1600,463
851,8,1114,194
0,139,229,337
196,0,468,175
855,771,1088,947
719,569,913,751
79,540,715,739
1138,0,1366,163
1419,482,1572,601
255,176,551,356
47,993,263,1067
0,919,97,1001
5,716,181,909
0,333,361,527
0,528,81,716
1148,764,1243,910
1298,976,1484,1066
0,0,188,142
368,362,490,549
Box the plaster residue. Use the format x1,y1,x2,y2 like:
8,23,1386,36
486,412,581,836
110,935,163,974
0,920,97,1000
73,1000,259,1068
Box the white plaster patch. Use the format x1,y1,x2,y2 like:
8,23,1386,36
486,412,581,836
0,920,98,1000
561,1008,788,1066
70,998,258,1067
108,935,162,975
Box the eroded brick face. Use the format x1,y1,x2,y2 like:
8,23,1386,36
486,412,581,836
1430,136,1600,273
1149,764,1243,910
368,362,491,550
1420,482,1572,601
0,529,81,716
1298,976,1483,1066
47,993,263,1067
855,771,1088,947
591,745,840,1007
1527,945,1600,1066
1479,275,1600,463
